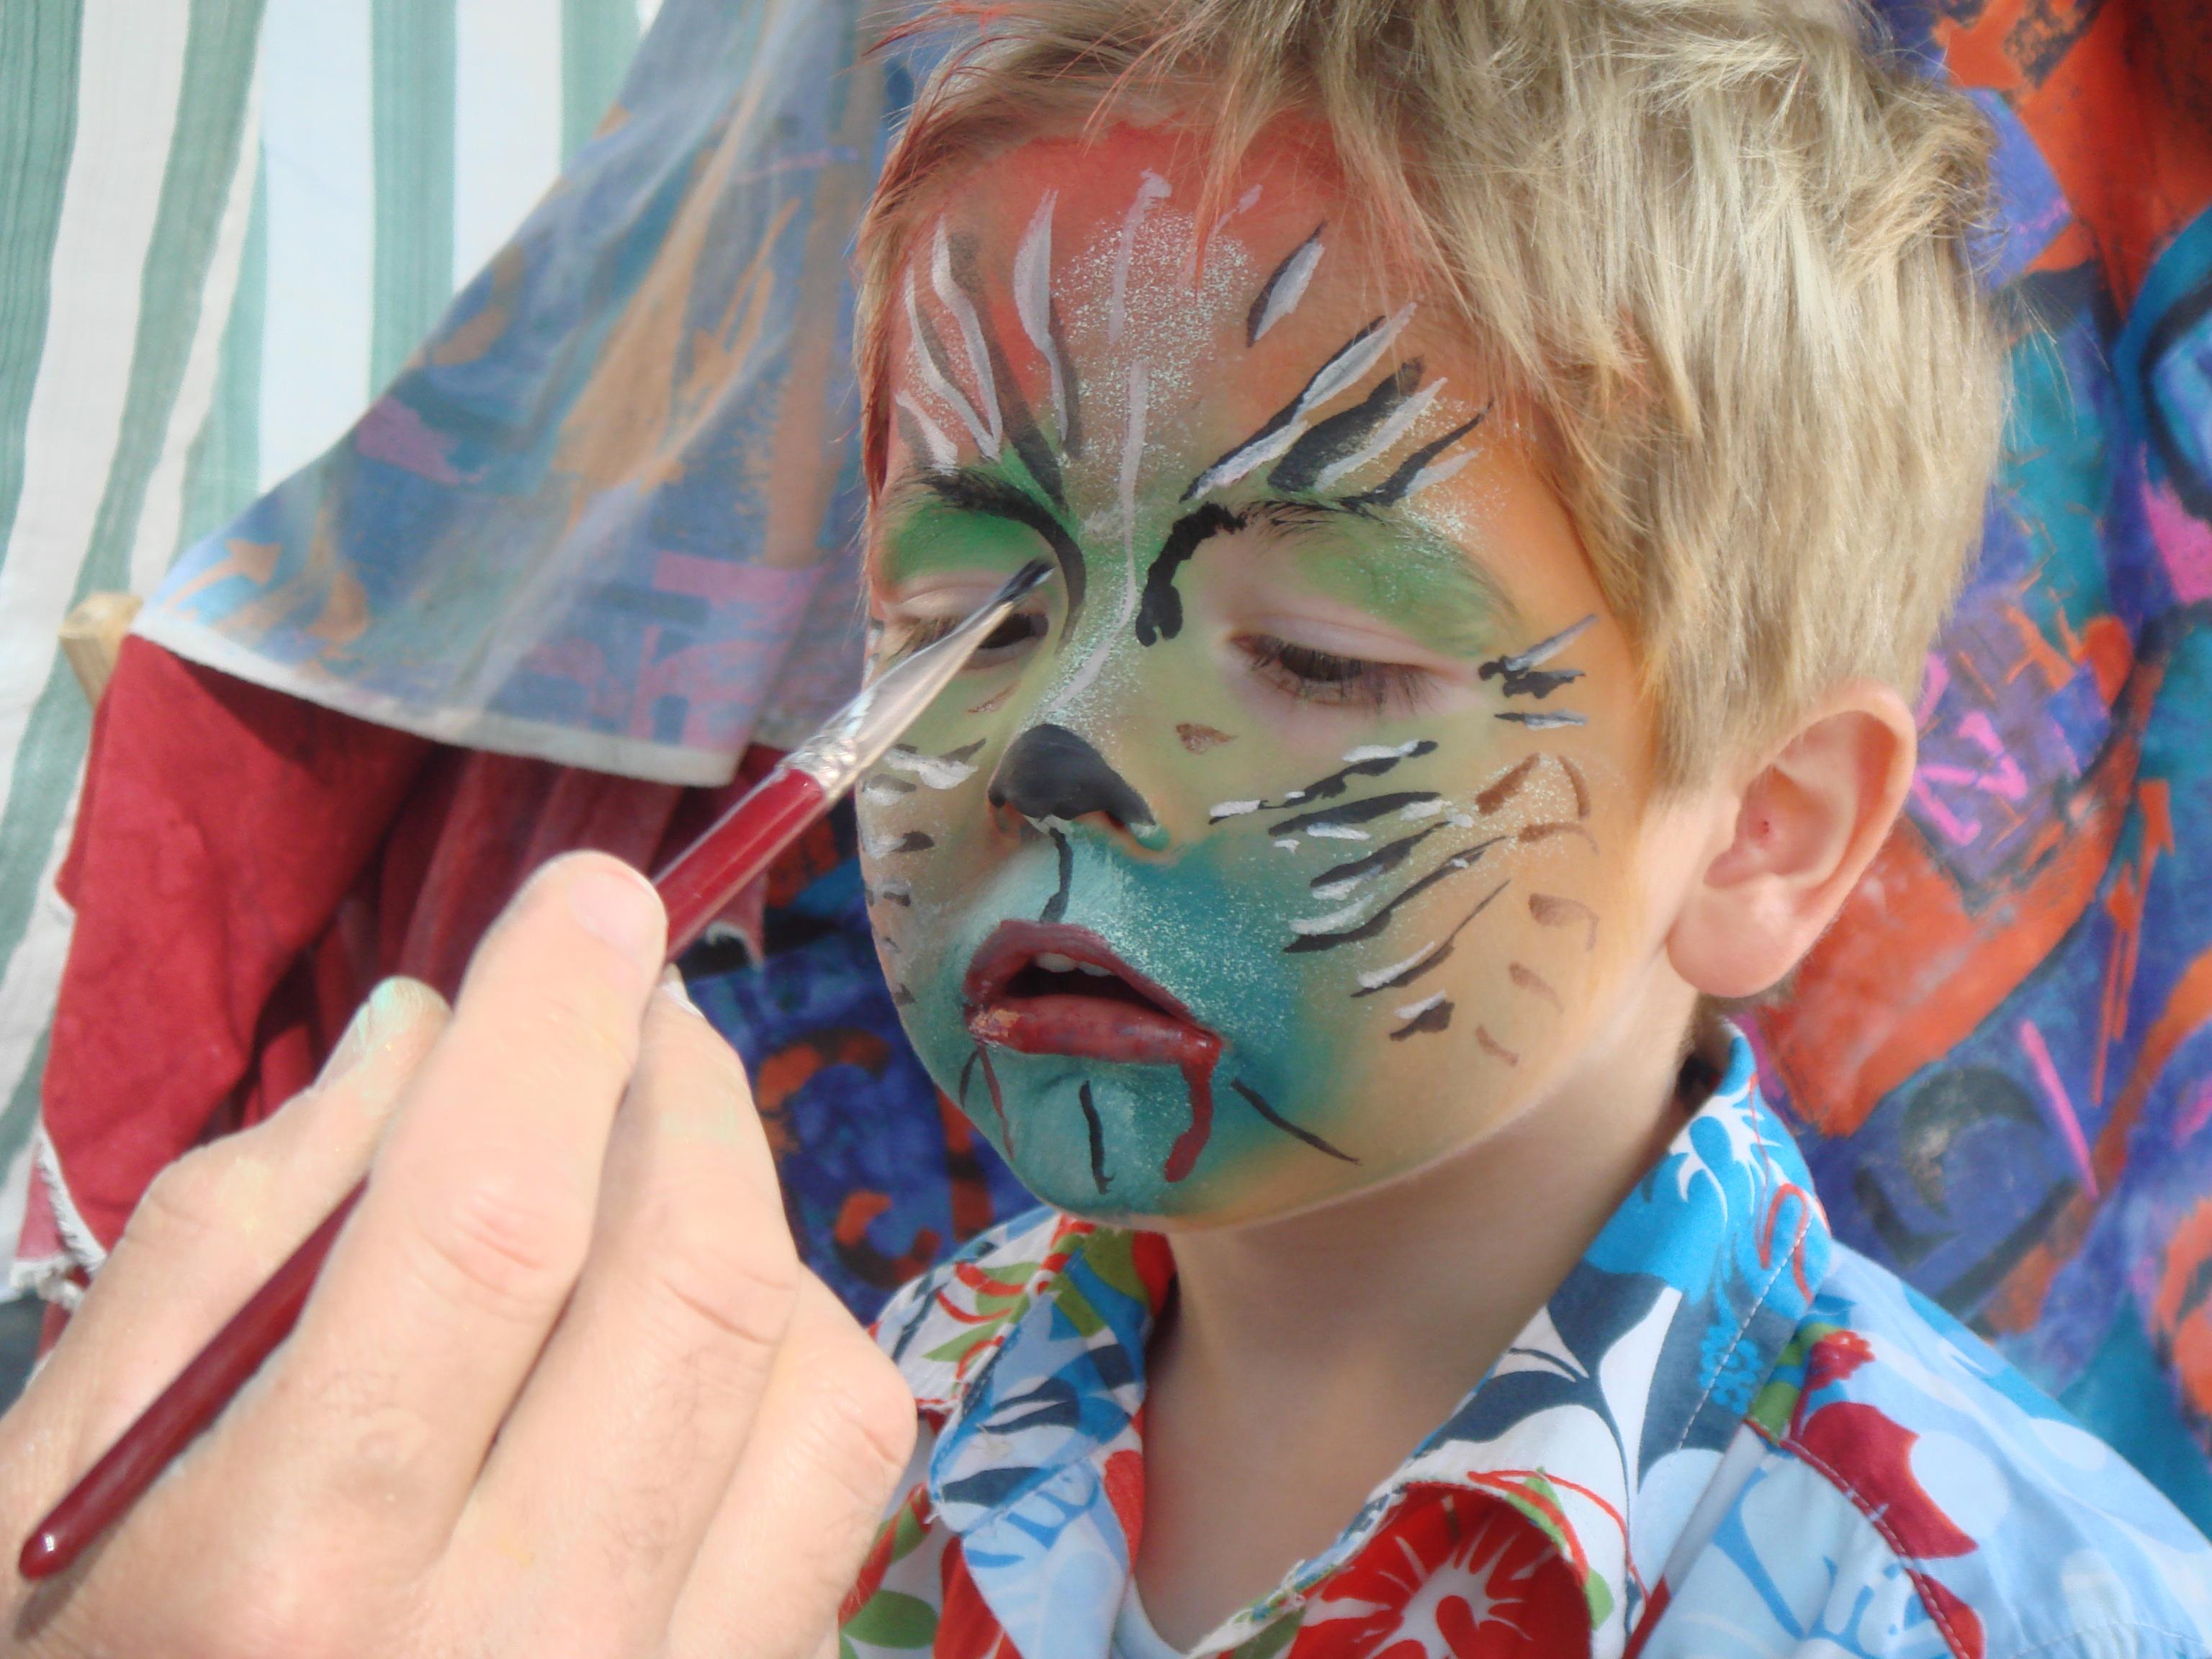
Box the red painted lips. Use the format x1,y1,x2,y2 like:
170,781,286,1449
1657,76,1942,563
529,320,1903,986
961,920,1223,1182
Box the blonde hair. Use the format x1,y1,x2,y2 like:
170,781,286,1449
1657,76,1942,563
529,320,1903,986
855,0,2008,785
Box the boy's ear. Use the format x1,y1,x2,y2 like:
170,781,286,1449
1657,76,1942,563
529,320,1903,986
1667,683,1917,1000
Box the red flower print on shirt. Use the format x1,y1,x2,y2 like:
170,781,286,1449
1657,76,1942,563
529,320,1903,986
1287,1488,1590,1659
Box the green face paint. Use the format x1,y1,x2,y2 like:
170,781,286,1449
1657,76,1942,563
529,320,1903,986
859,125,1653,1226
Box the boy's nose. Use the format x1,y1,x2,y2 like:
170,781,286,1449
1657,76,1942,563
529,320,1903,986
987,724,1157,836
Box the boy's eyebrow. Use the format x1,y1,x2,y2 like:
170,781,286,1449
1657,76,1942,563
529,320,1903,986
1242,496,1522,635
879,464,1088,629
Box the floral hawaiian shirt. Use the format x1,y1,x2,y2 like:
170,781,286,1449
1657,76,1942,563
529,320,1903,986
842,1033,2212,1659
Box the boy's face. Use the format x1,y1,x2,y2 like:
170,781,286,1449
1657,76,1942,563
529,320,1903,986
860,126,1663,1225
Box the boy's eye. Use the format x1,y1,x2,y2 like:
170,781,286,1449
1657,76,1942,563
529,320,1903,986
883,606,1047,666
1238,634,1432,715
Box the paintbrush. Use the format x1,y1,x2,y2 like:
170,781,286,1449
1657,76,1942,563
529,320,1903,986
17,558,1052,1581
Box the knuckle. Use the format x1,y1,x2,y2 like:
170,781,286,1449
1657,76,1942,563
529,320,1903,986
637,1202,802,1362
790,1338,919,1513
132,1146,238,1246
405,1169,584,1321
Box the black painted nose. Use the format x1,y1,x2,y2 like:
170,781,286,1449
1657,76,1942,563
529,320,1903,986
988,724,1156,831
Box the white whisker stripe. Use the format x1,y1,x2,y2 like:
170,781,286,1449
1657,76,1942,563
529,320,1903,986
1108,171,1172,344
1359,942,1440,990
1303,302,1417,410
930,219,1002,454
1402,449,1476,500
1307,824,1372,840
1012,192,1064,438
904,271,998,459
1291,896,1376,936
1394,991,1448,1021
1251,231,1323,343
882,750,979,788
1344,738,1429,763
893,392,958,469
1210,800,1262,819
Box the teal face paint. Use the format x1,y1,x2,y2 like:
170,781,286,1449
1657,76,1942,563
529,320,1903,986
859,125,1655,1226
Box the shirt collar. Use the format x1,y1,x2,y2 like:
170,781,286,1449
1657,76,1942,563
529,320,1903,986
904,1028,1832,1658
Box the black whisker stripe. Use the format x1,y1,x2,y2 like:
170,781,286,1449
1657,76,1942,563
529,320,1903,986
1310,824,1443,893
1285,837,1503,954
1046,293,1083,458
1274,791,1441,837
1496,711,1586,729
892,984,917,1007
881,832,935,855
1079,1082,1112,1191
950,230,1066,511
1230,1078,1359,1163
1347,405,1489,507
977,1046,1012,1148
911,300,981,440
920,471,1087,632
1135,503,1244,644
960,1048,980,1106
1480,660,1583,699
1267,362,1422,493
1231,741,1439,819
1349,879,1511,996
1041,830,1074,925
1389,999,1454,1040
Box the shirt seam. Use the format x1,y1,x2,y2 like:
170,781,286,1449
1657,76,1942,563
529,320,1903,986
1758,1426,1976,1659
1618,1197,1810,1645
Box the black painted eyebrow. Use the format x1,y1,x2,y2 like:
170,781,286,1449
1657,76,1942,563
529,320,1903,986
883,464,1087,629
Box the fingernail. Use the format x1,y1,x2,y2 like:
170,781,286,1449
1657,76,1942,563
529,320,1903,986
658,965,703,1015
320,977,437,1084
559,859,666,963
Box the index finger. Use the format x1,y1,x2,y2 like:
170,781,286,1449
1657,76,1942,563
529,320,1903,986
215,853,667,1572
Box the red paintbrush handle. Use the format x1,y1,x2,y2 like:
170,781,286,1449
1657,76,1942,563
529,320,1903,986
19,1182,365,1578
654,763,829,958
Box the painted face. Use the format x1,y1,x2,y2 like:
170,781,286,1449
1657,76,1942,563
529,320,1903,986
859,125,1660,1226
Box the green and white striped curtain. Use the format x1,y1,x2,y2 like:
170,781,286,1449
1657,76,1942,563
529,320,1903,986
0,0,659,1295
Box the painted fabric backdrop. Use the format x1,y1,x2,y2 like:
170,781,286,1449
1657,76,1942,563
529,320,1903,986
0,0,656,1308
12,0,2212,1539
138,0,928,784
1755,0,2212,1532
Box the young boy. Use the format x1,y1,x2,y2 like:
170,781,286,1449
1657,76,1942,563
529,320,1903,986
837,1,2212,1655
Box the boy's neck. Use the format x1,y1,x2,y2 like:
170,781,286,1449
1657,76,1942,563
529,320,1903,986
1134,976,1704,1647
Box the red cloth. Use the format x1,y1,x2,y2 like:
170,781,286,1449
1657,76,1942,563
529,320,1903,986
20,637,776,1288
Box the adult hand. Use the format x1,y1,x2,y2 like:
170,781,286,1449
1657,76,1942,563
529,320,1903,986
0,853,916,1658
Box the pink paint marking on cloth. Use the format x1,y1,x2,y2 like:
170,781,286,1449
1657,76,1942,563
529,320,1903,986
2146,479,2212,604
354,397,468,485
2018,1017,2099,1198
2175,1079,2212,1147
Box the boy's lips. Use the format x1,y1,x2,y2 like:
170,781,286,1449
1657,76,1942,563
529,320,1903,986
961,920,1221,1066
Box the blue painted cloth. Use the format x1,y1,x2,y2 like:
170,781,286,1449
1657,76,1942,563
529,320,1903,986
136,0,944,784
847,1032,2212,1659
